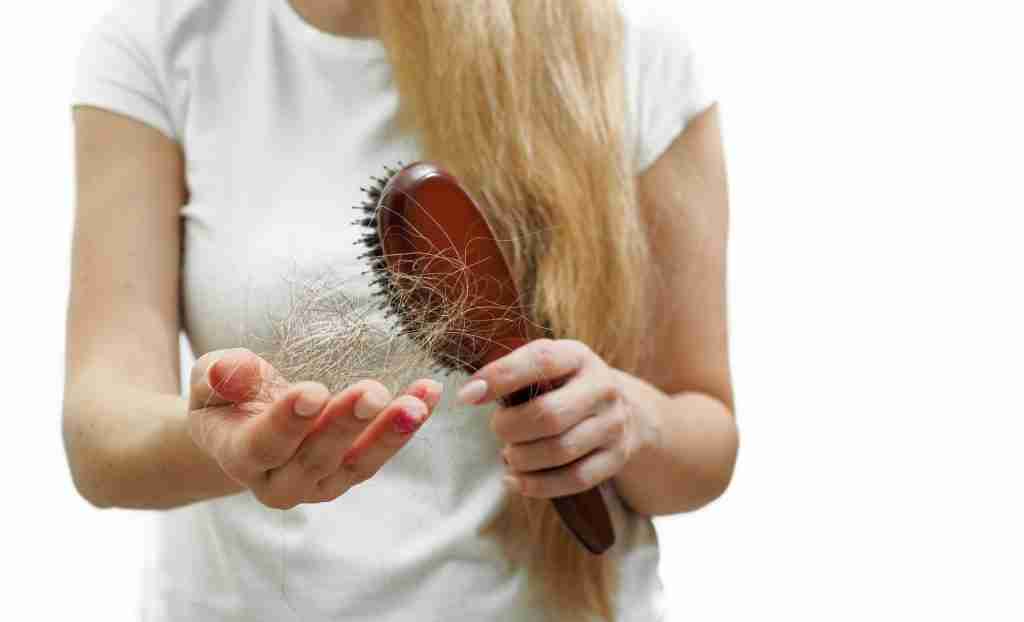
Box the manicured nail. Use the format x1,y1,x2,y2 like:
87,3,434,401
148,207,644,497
425,380,444,406
354,393,387,420
457,379,488,405
392,408,424,434
205,362,222,393
503,475,522,493
294,392,322,417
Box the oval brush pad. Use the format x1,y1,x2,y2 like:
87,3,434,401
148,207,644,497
354,161,615,555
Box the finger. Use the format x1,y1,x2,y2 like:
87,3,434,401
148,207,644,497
263,381,390,496
343,394,430,463
309,382,439,502
457,339,590,406
490,375,613,444
190,348,253,409
316,395,430,499
401,378,444,409
232,381,330,477
503,407,625,473
333,395,430,479
190,348,283,410
505,447,623,499
334,378,436,447
348,379,394,421
186,349,283,458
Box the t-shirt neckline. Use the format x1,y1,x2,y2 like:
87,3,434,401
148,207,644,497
274,0,388,58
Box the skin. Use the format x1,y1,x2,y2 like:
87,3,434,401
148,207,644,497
288,0,378,37
282,2,739,516
187,349,443,509
64,1,737,517
64,106,442,510
460,106,738,516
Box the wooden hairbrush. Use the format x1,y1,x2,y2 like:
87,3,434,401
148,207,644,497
353,161,615,555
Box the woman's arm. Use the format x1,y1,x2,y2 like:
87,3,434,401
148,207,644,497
63,107,445,511
63,107,242,508
611,103,737,515
459,104,738,517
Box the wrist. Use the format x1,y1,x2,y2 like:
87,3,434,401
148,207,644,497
613,368,666,459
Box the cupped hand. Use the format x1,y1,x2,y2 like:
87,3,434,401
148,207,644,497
187,348,442,509
457,339,646,499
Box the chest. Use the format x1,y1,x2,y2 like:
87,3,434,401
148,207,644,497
175,35,418,365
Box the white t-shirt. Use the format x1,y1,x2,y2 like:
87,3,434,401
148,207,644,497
71,1,714,620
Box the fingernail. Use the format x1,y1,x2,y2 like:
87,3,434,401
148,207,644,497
424,380,444,407
503,475,522,493
294,392,322,417
354,394,386,420
205,362,220,392
457,379,488,405
393,408,424,435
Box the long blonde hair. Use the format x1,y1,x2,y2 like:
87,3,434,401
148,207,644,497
377,2,652,619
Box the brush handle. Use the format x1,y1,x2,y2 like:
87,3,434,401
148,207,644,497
367,162,616,554
501,380,615,555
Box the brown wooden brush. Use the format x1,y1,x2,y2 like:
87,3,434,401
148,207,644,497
353,161,615,555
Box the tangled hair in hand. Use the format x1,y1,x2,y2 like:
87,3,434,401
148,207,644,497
254,265,438,394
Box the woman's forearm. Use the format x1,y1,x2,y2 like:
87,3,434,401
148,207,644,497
611,370,739,516
63,375,244,510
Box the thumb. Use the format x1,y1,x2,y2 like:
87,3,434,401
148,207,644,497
189,348,283,410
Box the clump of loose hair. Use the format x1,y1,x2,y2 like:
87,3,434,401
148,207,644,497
255,265,435,393
245,260,459,396
247,216,543,397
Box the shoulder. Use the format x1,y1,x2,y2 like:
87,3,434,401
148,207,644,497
618,1,715,171
85,0,244,46
74,0,260,139
620,0,701,67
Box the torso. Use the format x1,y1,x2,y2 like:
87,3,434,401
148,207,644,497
113,1,675,619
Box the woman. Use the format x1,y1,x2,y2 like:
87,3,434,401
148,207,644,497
64,0,738,620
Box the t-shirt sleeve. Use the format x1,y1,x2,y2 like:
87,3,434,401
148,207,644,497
623,6,716,172
71,3,177,141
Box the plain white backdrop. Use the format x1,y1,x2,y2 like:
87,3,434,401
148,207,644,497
2,0,1021,619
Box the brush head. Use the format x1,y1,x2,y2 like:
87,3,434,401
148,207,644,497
355,162,534,375
354,161,616,555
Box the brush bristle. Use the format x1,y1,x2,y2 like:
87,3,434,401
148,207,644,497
353,162,463,374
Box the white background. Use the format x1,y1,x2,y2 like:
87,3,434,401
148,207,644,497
3,0,1021,620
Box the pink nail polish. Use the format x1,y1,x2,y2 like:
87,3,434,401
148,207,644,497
393,410,423,435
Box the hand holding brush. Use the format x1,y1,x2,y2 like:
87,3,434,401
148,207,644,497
456,337,642,527
356,161,619,553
